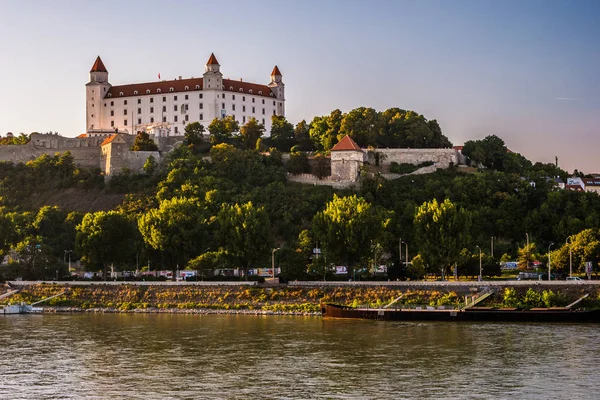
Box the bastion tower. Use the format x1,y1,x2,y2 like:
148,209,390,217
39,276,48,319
268,65,285,116
85,56,112,134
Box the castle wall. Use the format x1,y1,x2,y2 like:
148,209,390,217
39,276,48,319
0,139,101,168
287,173,356,189
331,150,366,182
367,148,460,168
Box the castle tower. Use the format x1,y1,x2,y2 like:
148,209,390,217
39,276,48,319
268,65,285,115
330,135,366,182
203,53,222,90
86,56,111,132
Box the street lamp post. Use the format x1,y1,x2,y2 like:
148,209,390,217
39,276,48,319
567,237,573,278
476,245,482,281
526,233,530,269
402,241,408,268
491,237,494,259
548,242,554,281
64,250,73,274
271,248,280,279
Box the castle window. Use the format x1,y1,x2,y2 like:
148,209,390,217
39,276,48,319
162,97,166,102
262,108,265,115
150,117,154,123
111,101,114,106
124,100,128,105
196,85,200,90
162,106,166,112
222,94,225,99
163,116,167,122
150,107,154,113
169,87,174,92
232,114,236,121
185,115,189,122
243,116,246,123
174,116,178,122
199,93,203,99
157,89,161,93
147,90,151,94
138,108,141,114
243,105,246,112
259,91,262,95
174,105,178,111
92,104,94,107
150,98,154,103
124,120,128,126
229,86,233,90
252,107,255,113
185,94,188,100
232,104,236,111
124,109,128,115
262,118,265,125
111,121,114,127
119,92,124,96
185,86,189,91
262,99,265,104
104,103,106,107
199,103,203,109
91,114,94,117
270,93,274,97
138,118,142,124
134,91,138,95
174,96,178,101
252,98,255,103
273,110,276,116
239,88,243,92
108,93,112,97
222,103,225,109
137,99,141,104
233,95,235,100
200,113,203,120
110,110,114,116
273,101,276,106
249,90,253,94
243,96,246,101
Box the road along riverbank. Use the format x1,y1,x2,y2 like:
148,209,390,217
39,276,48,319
3,281,600,314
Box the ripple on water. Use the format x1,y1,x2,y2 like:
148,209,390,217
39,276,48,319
1,315,599,399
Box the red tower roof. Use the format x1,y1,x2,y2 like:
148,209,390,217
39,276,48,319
271,65,282,76
206,53,219,65
330,135,362,151
90,56,108,73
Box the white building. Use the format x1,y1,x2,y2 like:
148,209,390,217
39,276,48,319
85,53,285,137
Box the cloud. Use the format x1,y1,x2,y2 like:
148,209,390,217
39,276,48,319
554,97,579,101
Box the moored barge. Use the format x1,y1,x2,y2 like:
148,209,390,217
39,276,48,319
322,303,600,323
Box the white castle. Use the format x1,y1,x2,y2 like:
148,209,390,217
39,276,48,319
85,53,285,137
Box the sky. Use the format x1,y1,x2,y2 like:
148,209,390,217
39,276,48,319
0,0,599,172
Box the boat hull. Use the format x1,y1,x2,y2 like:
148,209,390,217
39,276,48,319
322,304,600,323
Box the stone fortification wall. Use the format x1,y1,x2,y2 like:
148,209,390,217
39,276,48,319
331,150,366,182
368,148,460,168
0,140,101,168
287,173,356,189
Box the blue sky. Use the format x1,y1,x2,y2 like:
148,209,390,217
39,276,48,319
0,0,598,172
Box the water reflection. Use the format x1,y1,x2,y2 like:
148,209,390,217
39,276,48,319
0,315,598,399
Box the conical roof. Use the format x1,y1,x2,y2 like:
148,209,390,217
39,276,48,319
90,56,108,73
206,53,219,65
271,65,282,76
330,135,362,151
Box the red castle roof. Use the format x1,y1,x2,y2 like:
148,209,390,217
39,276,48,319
271,65,282,76
206,53,219,65
90,56,108,73
330,135,362,151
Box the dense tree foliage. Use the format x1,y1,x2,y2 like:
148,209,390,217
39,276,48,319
3,108,600,281
131,131,158,151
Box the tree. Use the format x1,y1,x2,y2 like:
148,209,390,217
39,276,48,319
414,198,471,278
294,120,314,151
269,116,295,152
208,116,239,145
215,202,272,280
240,118,265,150
138,196,212,270
312,194,391,278
76,211,137,280
339,107,380,147
143,155,157,175
183,122,206,151
131,131,158,151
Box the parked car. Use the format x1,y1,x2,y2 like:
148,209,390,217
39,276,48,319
566,277,583,281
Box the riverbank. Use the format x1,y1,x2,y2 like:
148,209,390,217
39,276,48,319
3,282,600,313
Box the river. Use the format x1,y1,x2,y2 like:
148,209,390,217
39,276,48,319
0,314,598,399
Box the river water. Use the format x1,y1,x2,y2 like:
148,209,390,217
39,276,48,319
0,314,598,399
